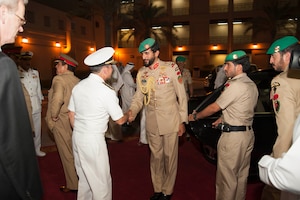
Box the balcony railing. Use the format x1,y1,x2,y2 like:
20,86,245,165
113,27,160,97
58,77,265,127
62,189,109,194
233,35,252,44
210,36,228,44
234,3,253,11
209,35,252,44
176,38,189,46
172,7,189,16
210,2,253,13
210,5,228,13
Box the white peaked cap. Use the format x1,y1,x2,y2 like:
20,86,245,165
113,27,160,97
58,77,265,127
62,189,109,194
84,47,115,67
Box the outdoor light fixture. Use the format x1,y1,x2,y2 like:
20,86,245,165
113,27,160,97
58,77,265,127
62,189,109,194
152,26,161,30
173,25,183,28
55,42,61,47
21,37,28,43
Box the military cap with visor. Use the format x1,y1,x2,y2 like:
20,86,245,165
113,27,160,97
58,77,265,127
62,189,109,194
225,50,247,62
138,38,156,53
266,36,299,55
20,51,33,60
2,45,22,56
84,47,115,67
55,53,78,68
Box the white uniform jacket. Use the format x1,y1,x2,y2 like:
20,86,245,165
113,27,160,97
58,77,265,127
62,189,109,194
259,114,300,195
18,67,44,114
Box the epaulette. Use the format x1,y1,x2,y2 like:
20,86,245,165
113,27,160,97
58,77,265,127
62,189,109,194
103,82,114,90
164,61,175,67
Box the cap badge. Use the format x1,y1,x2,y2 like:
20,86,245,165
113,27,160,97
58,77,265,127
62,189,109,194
144,44,150,50
233,54,238,59
274,46,280,53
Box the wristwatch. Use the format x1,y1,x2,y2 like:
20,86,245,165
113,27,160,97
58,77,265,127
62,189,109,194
193,113,197,121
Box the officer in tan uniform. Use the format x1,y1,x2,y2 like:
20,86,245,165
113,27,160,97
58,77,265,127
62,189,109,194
189,50,258,200
175,56,193,99
128,38,188,200
260,36,300,200
45,54,80,192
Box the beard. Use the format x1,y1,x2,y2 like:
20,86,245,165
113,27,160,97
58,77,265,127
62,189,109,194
143,57,155,67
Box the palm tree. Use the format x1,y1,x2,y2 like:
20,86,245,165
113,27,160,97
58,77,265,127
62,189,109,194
116,2,178,47
72,0,121,46
245,0,296,42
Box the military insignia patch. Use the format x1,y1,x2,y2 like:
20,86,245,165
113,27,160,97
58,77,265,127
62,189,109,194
178,76,183,84
273,94,280,112
157,75,170,85
271,82,280,112
153,62,159,69
174,66,183,84
103,82,114,90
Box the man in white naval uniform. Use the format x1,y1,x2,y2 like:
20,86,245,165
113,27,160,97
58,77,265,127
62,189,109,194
68,47,128,200
259,114,300,199
19,51,45,157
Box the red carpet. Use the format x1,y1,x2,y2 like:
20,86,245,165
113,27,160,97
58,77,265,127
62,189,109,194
38,137,265,200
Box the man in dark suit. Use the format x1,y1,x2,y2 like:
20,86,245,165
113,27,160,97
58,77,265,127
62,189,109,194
0,0,43,199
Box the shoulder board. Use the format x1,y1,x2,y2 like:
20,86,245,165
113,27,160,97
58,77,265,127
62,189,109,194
162,61,175,67
103,82,114,90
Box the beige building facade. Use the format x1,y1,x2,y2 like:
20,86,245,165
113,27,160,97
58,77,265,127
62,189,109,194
14,0,298,88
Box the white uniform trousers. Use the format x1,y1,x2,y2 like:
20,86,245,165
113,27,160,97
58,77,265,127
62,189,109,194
32,112,42,152
73,132,112,200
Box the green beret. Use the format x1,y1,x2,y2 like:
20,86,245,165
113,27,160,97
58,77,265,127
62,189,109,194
225,50,246,62
138,38,155,53
176,56,186,62
267,36,299,55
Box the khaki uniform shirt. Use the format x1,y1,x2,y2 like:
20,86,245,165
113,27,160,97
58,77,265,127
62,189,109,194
216,73,258,126
130,59,188,134
270,70,300,158
46,71,80,132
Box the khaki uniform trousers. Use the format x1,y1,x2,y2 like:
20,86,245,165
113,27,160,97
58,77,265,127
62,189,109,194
52,120,78,190
148,130,178,195
216,130,254,200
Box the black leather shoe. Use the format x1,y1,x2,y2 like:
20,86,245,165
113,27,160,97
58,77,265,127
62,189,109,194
159,194,172,200
150,192,163,200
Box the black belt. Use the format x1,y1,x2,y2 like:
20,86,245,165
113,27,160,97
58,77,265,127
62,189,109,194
217,124,252,132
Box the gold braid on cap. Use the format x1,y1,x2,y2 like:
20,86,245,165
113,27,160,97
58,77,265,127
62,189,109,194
137,73,155,105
